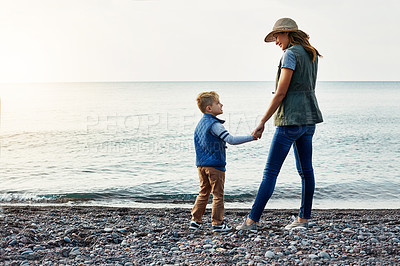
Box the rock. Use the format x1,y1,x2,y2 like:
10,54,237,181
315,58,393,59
309,254,319,260
206,248,216,253
203,244,212,249
301,240,309,245
343,228,355,234
238,247,248,252
318,251,330,259
104,228,113,233
21,249,33,257
70,247,81,256
8,240,17,246
63,236,71,243
308,222,317,227
33,246,45,252
265,251,275,258
61,248,70,257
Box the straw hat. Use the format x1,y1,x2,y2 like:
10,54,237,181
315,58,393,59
264,18,303,42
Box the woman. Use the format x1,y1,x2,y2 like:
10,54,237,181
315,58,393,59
237,18,323,231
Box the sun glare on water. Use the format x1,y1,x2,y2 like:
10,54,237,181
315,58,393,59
0,84,78,133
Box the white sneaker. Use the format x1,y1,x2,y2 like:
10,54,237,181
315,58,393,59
212,223,232,232
284,216,308,230
236,220,257,233
189,221,202,230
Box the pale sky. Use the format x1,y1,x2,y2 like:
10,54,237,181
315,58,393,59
0,0,398,82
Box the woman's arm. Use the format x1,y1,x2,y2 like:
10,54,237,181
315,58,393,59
252,68,294,138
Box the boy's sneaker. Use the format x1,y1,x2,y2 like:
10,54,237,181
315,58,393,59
236,220,257,233
189,221,202,230
212,223,232,232
284,216,308,230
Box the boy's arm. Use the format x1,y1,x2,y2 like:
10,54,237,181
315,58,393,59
211,123,254,145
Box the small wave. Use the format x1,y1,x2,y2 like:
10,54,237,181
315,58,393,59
0,192,255,204
0,193,51,202
1,179,400,207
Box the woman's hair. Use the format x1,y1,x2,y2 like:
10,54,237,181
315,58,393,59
288,31,322,62
196,91,219,113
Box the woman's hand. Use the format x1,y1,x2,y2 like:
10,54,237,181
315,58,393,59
252,123,265,139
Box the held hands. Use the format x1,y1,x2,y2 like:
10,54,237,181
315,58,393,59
251,123,265,140
251,133,259,140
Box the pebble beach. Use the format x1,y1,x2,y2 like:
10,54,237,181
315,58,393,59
0,206,399,265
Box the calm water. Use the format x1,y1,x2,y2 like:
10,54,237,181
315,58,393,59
0,81,399,209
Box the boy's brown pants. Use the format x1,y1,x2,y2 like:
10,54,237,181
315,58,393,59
191,166,225,226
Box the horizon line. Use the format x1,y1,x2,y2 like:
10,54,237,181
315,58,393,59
1,80,399,84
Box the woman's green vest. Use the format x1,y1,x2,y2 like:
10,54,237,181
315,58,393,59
274,44,323,126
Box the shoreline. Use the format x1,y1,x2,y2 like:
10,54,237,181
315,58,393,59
1,206,399,265
2,198,399,210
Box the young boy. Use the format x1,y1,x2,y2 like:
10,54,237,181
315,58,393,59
190,91,258,232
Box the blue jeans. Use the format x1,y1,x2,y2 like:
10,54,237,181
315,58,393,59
249,125,316,221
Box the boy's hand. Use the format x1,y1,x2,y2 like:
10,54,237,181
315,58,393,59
252,123,265,139
252,133,259,140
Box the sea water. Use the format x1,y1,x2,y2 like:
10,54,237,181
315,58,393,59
0,81,399,209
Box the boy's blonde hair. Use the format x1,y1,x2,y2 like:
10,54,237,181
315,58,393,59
196,91,219,114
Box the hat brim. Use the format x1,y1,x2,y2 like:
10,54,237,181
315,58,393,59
264,29,302,42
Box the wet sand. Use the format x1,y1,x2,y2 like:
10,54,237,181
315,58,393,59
0,206,399,265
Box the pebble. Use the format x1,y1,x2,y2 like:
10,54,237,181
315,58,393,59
318,251,330,259
0,207,398,265
33,246,45,252
69,247,81,256
265,251,275,258
21,249,33,256
8,240,17,246
343,228,355,234
61,248,70,257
